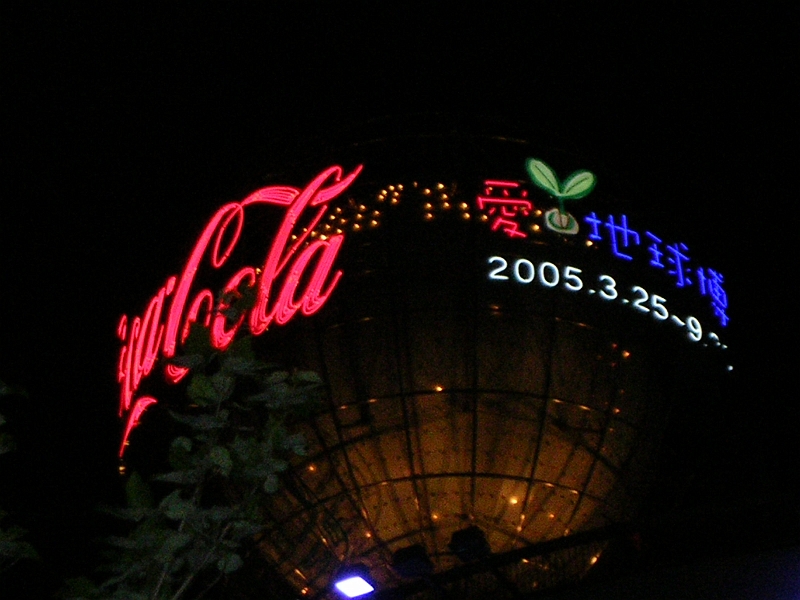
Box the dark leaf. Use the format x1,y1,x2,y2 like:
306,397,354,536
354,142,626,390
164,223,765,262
282,433,307,456
209,446,233,477
125,472,154,510
154,531,192,562
169,411,228,430
270,458,289,473
217,552,243,574
100,505,152,522
221,355,262,376
265,370,289,385
153,470,202,485
229,520,264,539
0,432,14,455
159,491,195,520
201,506,236,522
168,354,205,369
169,436,194,470
263,473,280,493
292,370,322,385
187,373,217,405
211,372,235,402
183,324,215,358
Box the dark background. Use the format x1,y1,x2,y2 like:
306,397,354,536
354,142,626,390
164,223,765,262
1,4,796,596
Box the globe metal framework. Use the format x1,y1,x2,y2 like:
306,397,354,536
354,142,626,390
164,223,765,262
240,128,722,598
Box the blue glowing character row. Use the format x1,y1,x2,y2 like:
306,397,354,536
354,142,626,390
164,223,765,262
582,212,728,326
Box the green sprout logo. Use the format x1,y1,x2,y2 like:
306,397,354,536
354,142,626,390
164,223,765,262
526,158,596,234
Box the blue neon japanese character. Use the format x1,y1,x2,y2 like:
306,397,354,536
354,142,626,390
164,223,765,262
665,242,692,287
603,214,640,261
584,212,602,241
697,267,729,326
645,232,665,268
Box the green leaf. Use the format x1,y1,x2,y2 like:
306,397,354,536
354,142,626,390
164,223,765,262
209,446,233,477
265,370,289,385
228,520,264,539
263,473,280,493
99,505,152,522
292,370,322,385
125,472,154,510
168,436,194,470
154,531,192,562
0,432,14,455
270,458,289,473
172,436,192,452
201,506,236,522
221,355,262,376
153,470,202,485
159,491,195,520
169,411,228,430
560,170,596,200
282,433,307,456
232,435,257,461
183,323,215,358
187,373,217,405
168,354,205,369
217,552,243,574
59,576,101,598
0,381,26,398
526,158,561,196
211,372,235,402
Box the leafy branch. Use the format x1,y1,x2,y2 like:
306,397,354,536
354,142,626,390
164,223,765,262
61,335,323,600
0,380,38,576
526,158,596,228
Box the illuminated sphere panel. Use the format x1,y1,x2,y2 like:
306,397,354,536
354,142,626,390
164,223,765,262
249,144,693,596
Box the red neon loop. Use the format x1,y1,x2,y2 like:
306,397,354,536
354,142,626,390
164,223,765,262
212,205,245,268
120,396,157,457
116,165,362,455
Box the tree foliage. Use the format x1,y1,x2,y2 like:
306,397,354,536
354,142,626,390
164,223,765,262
61,334,323,600
0,380,38,576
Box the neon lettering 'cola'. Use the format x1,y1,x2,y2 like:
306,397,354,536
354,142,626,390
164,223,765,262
116,165,362,456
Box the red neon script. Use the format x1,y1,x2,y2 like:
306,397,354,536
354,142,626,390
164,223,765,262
117,165,362,456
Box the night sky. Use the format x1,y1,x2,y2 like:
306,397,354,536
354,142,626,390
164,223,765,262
2,5,796,596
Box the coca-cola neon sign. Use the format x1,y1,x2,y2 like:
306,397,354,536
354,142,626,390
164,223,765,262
116,165,362,456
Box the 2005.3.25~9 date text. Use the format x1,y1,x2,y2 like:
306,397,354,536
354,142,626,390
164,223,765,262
487,255,711,343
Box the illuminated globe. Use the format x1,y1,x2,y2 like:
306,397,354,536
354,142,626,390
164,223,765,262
240,123,731,598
